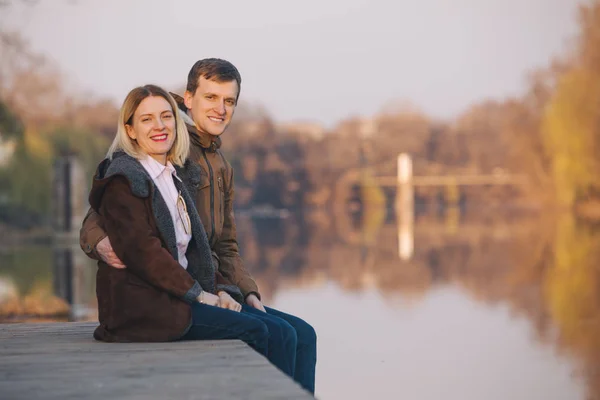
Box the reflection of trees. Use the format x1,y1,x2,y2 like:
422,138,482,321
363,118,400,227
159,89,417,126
0,247,69,320
0,246,97,322
543,215,600,399
242,210,545,303
237,213,314,301
240,211,600,399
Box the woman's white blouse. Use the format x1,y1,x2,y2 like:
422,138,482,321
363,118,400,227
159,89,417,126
139,155,192,269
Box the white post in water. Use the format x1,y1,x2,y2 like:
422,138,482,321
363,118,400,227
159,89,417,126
396,153,414,260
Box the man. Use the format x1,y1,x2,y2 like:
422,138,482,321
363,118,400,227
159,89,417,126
80,58,316,394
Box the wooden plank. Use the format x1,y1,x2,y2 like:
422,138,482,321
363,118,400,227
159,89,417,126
0,323,312,400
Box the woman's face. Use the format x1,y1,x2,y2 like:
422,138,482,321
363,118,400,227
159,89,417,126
126,96,176,164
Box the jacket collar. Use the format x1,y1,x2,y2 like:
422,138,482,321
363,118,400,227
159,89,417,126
170,92,222,153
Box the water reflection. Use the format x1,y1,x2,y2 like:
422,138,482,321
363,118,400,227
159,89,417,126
0,244,97,322
1,210,599,399
238,211,600,400
274,284,584,400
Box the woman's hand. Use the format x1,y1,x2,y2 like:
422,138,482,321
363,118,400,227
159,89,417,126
217,291,242,312
197,291,220,307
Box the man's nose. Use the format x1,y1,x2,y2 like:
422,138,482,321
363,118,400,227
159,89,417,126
214,101,226,115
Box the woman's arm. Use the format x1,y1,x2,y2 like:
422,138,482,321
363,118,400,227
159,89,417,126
99,176,201,303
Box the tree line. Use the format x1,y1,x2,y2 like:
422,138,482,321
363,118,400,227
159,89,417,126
1,1,600,229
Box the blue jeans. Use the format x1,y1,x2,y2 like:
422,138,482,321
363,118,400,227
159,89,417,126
181,303,317,394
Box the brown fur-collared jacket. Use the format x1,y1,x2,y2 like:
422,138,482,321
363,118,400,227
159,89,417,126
89,152,217,342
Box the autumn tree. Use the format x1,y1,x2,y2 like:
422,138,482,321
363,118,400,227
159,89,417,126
541,1,600,208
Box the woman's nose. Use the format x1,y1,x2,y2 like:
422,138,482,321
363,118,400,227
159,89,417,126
154,118,166,129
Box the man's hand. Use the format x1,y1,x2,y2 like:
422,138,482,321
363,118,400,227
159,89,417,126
245,293,266,312
217,291,242,312
96,237,126,269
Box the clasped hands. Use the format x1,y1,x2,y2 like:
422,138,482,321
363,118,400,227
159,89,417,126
197,290,242,312
197,292,266,313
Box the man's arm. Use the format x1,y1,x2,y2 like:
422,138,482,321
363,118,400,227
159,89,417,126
214,166,261,301
80,207,107,261
80,207,126,268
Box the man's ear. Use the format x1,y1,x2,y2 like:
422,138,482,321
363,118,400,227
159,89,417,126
183,91,193,110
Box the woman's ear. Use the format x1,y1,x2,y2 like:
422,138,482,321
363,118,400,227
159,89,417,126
125,124,136,140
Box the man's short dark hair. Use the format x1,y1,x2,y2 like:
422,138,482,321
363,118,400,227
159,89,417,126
186,58,242,100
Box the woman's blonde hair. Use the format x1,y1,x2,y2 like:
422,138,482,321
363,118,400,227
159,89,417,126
107,84,190,166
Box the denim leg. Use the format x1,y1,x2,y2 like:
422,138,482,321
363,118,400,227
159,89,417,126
181,303,269,358
241,305,298,378
263,306,317,394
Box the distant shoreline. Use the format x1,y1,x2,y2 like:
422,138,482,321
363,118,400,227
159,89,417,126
2,203,600,249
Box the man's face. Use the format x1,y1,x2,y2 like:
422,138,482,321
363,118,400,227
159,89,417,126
184,76,238,136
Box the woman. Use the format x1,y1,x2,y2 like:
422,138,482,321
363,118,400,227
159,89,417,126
89,85,298,382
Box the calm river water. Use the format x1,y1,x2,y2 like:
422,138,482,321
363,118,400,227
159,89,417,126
1,210,599,400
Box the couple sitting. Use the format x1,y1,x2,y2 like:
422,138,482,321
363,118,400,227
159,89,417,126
80,58,316,394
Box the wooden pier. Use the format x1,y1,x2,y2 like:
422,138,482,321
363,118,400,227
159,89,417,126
0,322,312,399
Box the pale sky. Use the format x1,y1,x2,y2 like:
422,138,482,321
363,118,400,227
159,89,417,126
4,0,580,127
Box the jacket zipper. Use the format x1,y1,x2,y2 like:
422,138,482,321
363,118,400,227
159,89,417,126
202,149,216,244
218,176,224,228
